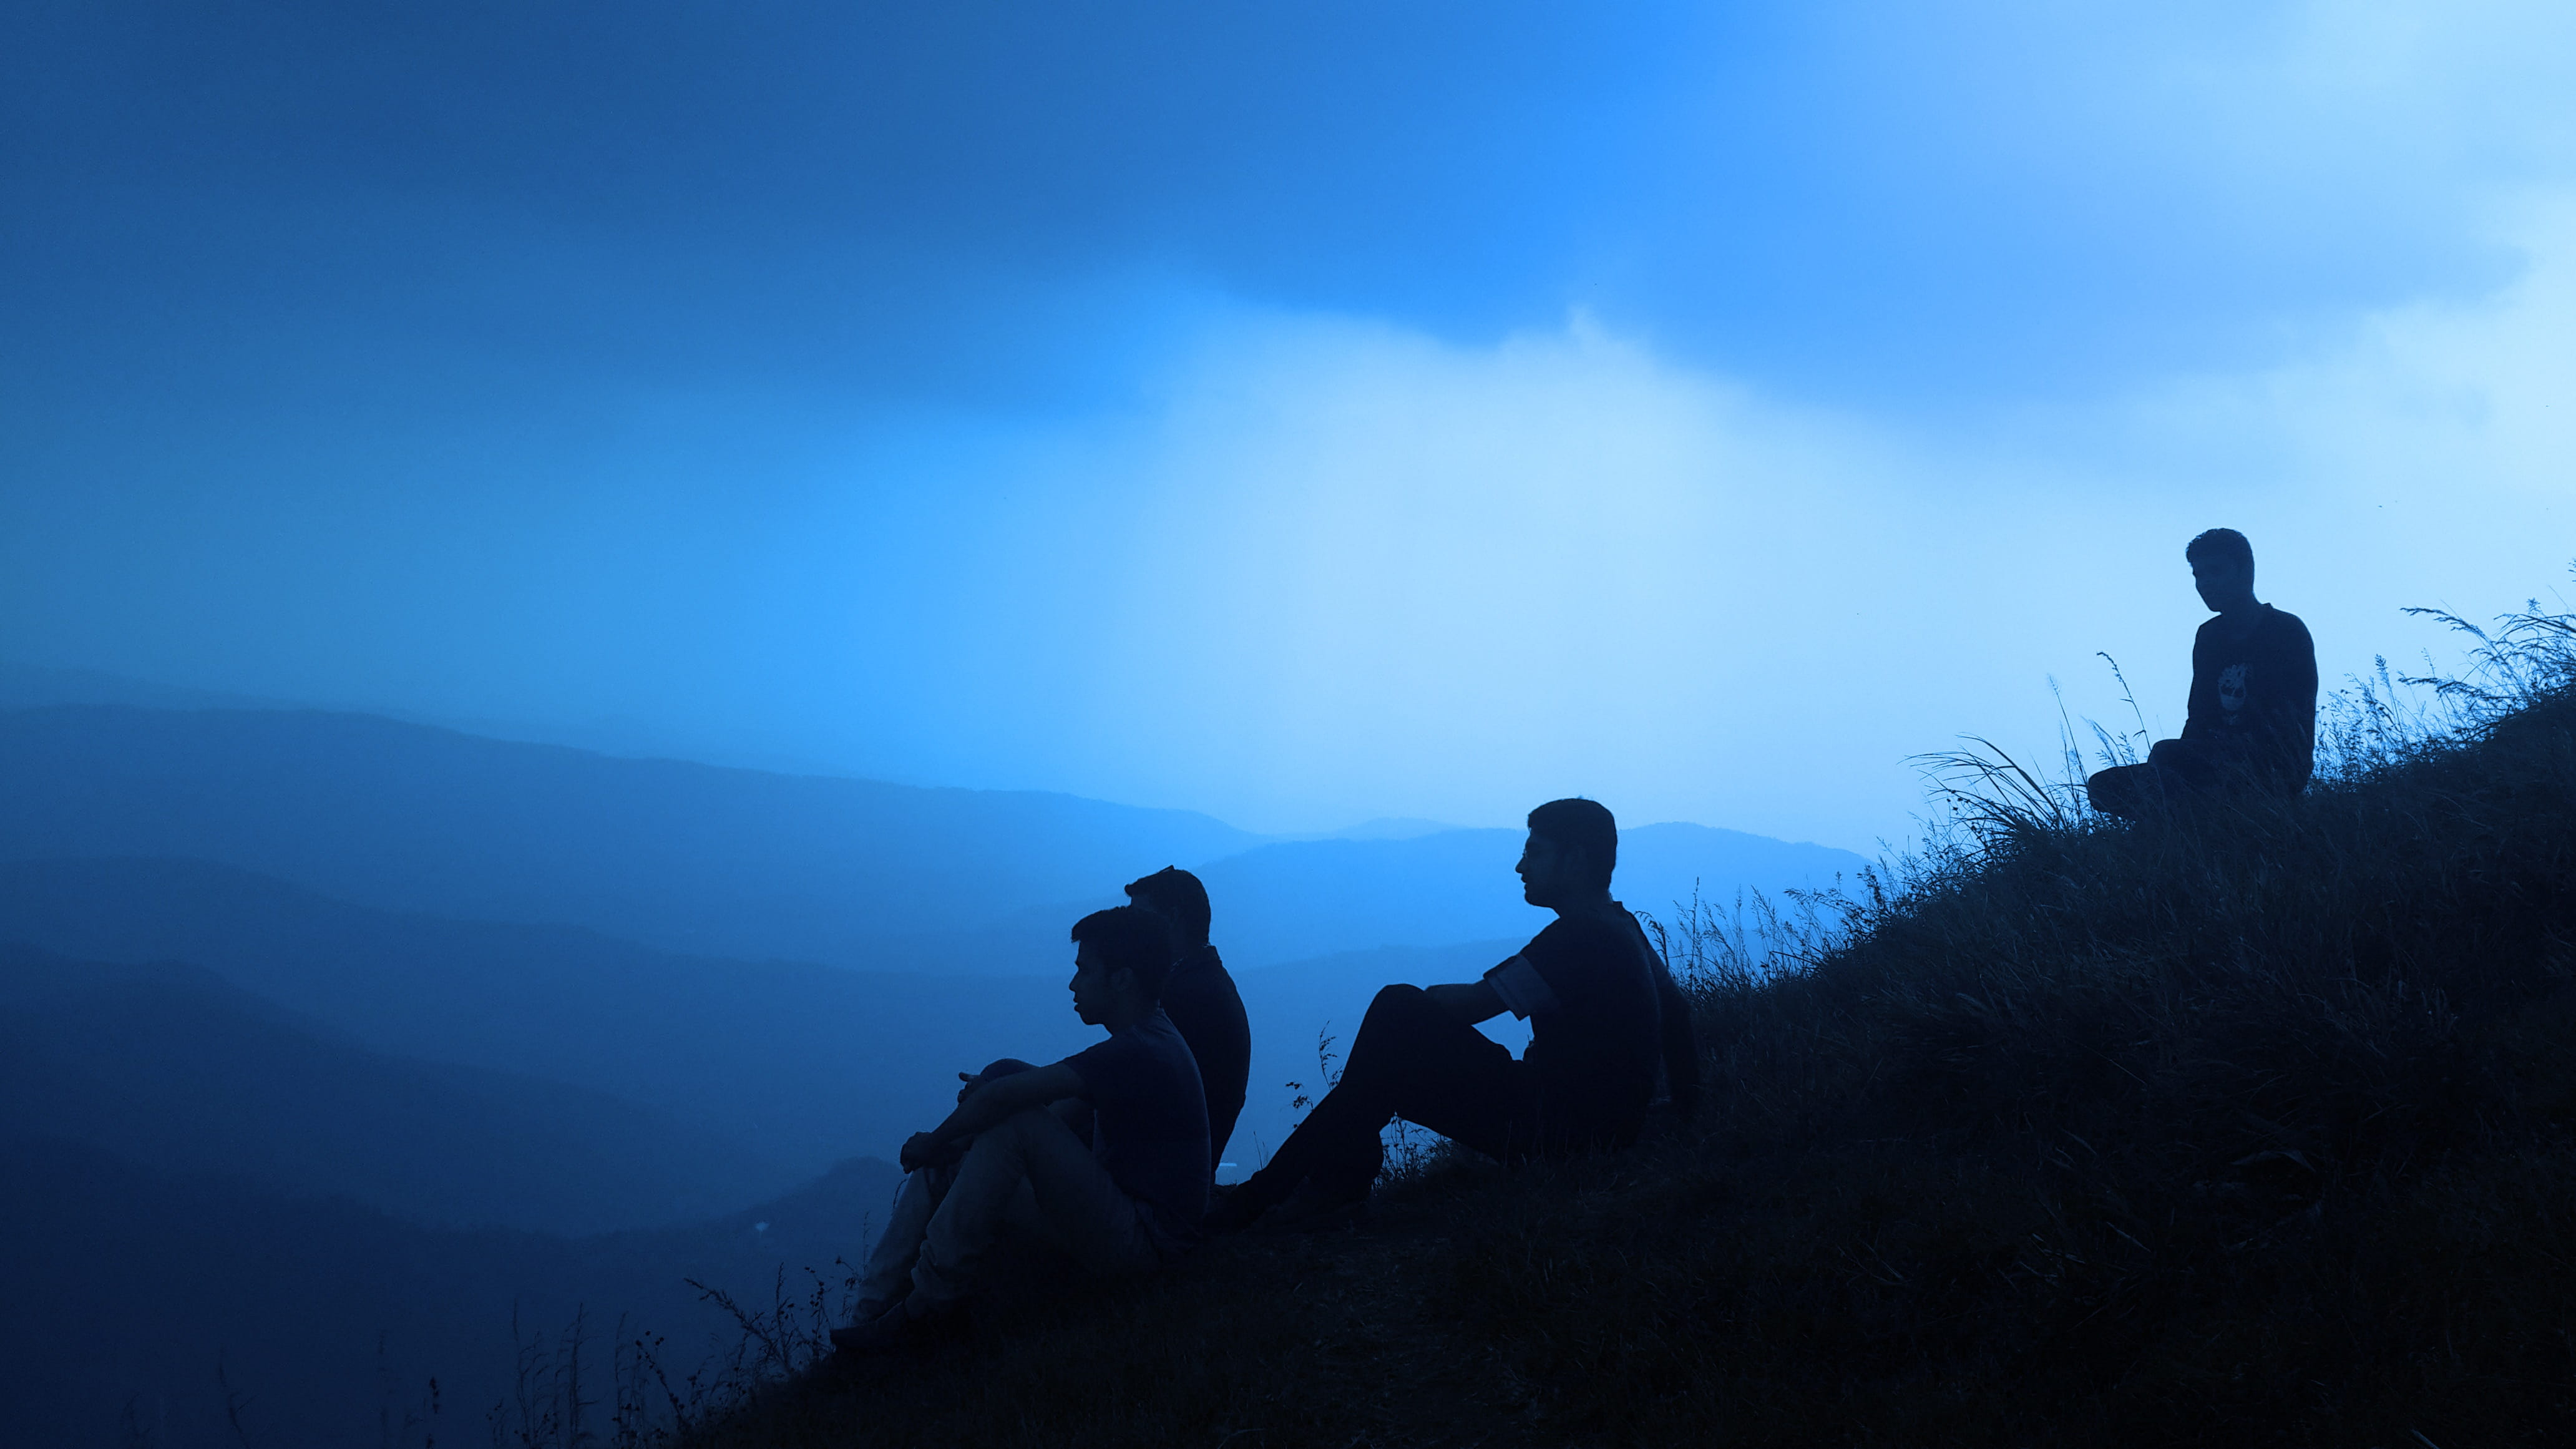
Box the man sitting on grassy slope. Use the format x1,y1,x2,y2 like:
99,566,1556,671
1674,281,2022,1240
1209,798,1698,1231
1125,866,1251,1172
832,904,1210,1353
2089,527,2318,819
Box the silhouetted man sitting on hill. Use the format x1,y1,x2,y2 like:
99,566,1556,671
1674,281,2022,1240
2087,528,2318,819
1207,798,1699,1231
832,905,1209,1352
1126,866,1251,1173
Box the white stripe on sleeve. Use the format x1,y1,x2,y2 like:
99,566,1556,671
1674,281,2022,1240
1484,954,1561,1019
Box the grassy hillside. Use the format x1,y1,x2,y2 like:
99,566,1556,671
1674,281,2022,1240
666,605,2576,1447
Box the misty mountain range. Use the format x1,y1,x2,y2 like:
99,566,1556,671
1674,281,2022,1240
6,1129,902,1449
0,703,1259,967
0,700,1861,972
0,680,1866,1446
0,941,776,1234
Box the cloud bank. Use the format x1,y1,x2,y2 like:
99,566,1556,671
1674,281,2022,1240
2,2,2571,851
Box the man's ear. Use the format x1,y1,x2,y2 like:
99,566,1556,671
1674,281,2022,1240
1110,964,1139,995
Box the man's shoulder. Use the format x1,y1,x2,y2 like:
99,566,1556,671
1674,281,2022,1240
1604,903,1665,961
1166,945,1239,992
2191,616,2227,661
1068,1010,1191,1073
2194,608,2313,651
1525,910,1641,964
1127,1008,1203,1062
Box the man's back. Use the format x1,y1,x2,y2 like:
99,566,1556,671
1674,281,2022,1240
1063,1005,1211,1246
1159,944,1250,1168
2183,603,2318,791
1514,909,1666,1142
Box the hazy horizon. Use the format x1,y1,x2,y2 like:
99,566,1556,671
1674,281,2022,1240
7,3,2573,849
2,655,1883,854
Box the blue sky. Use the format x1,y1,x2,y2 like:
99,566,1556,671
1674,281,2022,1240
4,1,2572,849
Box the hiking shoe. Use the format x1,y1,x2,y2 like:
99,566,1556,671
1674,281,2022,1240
829,1296,969,1355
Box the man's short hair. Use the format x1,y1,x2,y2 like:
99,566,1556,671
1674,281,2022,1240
1124,866,1211,945
2185,528,2254,573
1069,905,1176,1001
1527,798,1617,890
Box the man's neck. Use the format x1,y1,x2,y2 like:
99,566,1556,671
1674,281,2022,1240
1551,889,1619,922
1096,998,1153,1035
2216,598,2266,639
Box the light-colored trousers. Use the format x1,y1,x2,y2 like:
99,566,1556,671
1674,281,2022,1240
857,1106,1165,1312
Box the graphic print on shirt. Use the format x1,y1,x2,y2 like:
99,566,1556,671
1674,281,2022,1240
2218,663,2249,723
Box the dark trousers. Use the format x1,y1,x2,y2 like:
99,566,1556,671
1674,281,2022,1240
1238,984,1541,1208
2087,738,2228,819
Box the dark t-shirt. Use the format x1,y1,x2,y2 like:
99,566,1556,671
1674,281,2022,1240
1495,910,1665,1143
1159,944,1251,1169
1061,1007,1211,1247
2183,604,2318,791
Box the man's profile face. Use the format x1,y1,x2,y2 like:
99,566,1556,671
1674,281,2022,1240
2191,555,2253,613
1067,943,1125,1026
1516,831,1582,908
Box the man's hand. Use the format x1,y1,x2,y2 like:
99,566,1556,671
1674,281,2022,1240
957,1058,1038,1103
899,1130,968,1174
902,1060,1086,1173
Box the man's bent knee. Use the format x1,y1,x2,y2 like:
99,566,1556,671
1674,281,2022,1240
962,1106,1068,1163
1369,983,1429,1012
986,1106,1062,1139
1354,983,1447,1049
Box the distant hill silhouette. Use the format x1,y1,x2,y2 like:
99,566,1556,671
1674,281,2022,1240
0,701,1869,1199
0,1132,900,1449
885,822,1868,975
0,857,1102,1181
0,859,1526,1186
0,659,287,713
1305,816,1463,841
0,942,792,1232
0,704,1865,976
1197,821,1864,967
0,704,1260,965
0,859,1649,1189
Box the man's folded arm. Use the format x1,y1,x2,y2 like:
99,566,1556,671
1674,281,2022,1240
905,1061,1088,1168
1424,977,1508,1025
1480,954,1560,1020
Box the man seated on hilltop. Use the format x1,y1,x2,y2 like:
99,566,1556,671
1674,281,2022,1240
1207,798,1699,1231
1125,865,1252,1173
2087,528,2319,819
832,905,1209,1352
